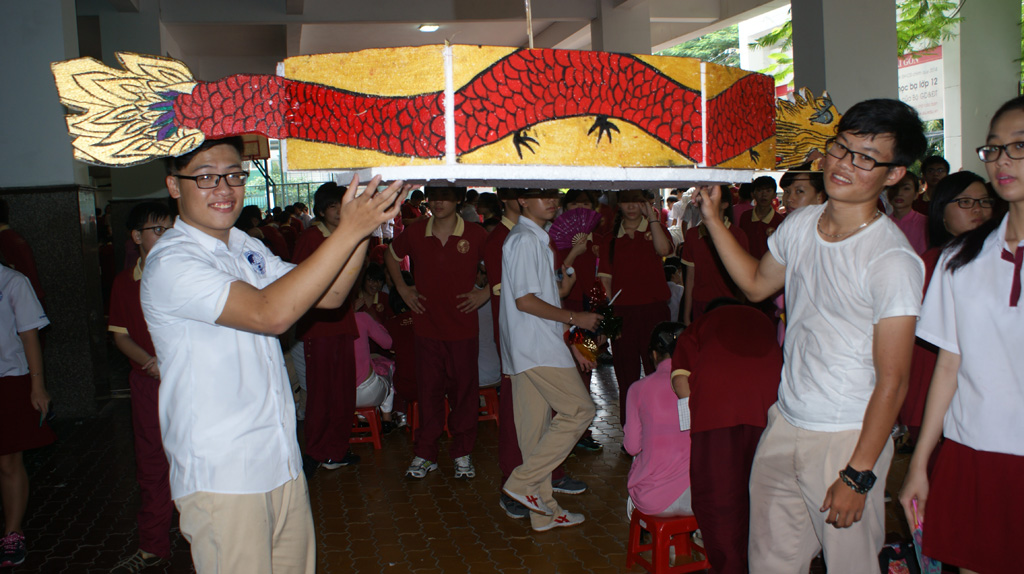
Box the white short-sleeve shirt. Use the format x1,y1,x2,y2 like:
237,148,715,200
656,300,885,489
767,203,924,432
917,214,1024,456
0,266,49,377
141,217,301,500
499,217,575,375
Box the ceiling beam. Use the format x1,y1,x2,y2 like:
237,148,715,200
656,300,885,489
107,0,139,12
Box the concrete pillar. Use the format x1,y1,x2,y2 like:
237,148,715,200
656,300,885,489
591,0,652,54
0,0,107,416
791,0,899,112
942,0,1021,174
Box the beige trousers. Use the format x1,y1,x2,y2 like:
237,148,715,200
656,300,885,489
504,366,596,530
175,474,316,574
748,405,893,574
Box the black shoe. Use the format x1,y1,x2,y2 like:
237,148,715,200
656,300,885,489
576,435,603,451
499,493,530,519
321,451,360,470
382,420,397,435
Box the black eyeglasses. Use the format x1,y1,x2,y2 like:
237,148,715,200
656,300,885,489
139,226,170,236
824,138,899,171
976,142,1024,163
952,197,995,210
175,172,248,189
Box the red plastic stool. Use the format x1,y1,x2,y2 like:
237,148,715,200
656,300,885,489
478,386,499,427
350,406,383,450
625,511,710,574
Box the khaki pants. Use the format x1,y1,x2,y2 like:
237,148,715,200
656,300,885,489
748,405,893,574
176,474,315,574
504,366,595,530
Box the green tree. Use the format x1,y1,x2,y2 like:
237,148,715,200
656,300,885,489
751,1,963,84
657,25,740,66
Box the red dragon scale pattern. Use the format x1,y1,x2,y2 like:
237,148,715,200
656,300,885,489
452,50,703,161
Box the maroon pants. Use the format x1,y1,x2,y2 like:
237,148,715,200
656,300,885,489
690,425,765,574
304,334,357,462
129,370,173,559
611,301,669,425
414,336,478,462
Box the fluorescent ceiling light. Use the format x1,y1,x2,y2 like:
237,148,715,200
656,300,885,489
419,24,440,32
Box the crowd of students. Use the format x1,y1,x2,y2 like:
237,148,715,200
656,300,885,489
1,95,1021,574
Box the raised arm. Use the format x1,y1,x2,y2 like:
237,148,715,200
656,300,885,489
694,186,785,302
216,176,406,334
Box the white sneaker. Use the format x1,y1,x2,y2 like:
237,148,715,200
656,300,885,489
405,456,437,479
453,455,476,479
533,510,585,532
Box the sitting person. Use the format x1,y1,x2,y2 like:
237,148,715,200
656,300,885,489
623,322,691,519
353,311,396,429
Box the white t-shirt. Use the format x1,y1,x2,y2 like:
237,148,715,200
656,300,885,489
499,217,575,375
917,214,1024,456
0,266,49,377
768,203,924,432
142,217,301,500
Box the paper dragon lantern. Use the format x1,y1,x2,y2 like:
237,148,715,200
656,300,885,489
50,45,837,175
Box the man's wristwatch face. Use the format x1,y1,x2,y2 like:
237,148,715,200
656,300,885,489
843,466,876,490
565,266,575,276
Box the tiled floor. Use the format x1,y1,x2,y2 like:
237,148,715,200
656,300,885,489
14,363,914,573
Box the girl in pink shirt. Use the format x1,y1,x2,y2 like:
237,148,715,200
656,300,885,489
623,322,692,518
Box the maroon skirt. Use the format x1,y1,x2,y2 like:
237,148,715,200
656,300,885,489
922,439,1024,573
0,374,57,455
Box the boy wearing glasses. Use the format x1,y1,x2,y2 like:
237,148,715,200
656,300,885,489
141,137,405,573
693,99,927,571
108,201,174,573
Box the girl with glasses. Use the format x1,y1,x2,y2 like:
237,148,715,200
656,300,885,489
900,97,1024,574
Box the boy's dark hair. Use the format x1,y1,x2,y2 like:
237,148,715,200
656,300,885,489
294,202,308,212
737,183,754,201
284,205,297,216
665,256,684,269
425,185,467,202
562,189,599,210
165,137,245,175
313,182,344,218
648,321,686,358
920,155,950,173
0,198,8,224
927,171,987,248
663,263,679,282
752,175,777,192
235,205,263,231
364,262,386,283
779,162,826,195
476,192,502,218
126,201,173,231
666,196,679,206
409,189,424,202
834,99,927,167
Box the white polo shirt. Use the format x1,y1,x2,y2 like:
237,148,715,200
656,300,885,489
0,266,49,377
768,203,924,432
499,216,575,375
141,217,301,500
917,213,1024,456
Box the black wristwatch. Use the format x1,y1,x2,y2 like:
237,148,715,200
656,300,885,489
839,465,876,494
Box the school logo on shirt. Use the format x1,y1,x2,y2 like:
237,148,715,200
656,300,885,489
766,227,776,237
244,250,266,275
592,245,600,256
457,239,470,254
645,231,653,241
375,304,384,312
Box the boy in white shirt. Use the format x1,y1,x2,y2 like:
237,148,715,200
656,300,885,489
692,99,927,572
141,137,404,574
499,189,602,532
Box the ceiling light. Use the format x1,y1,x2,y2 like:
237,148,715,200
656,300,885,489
418,24,440,32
